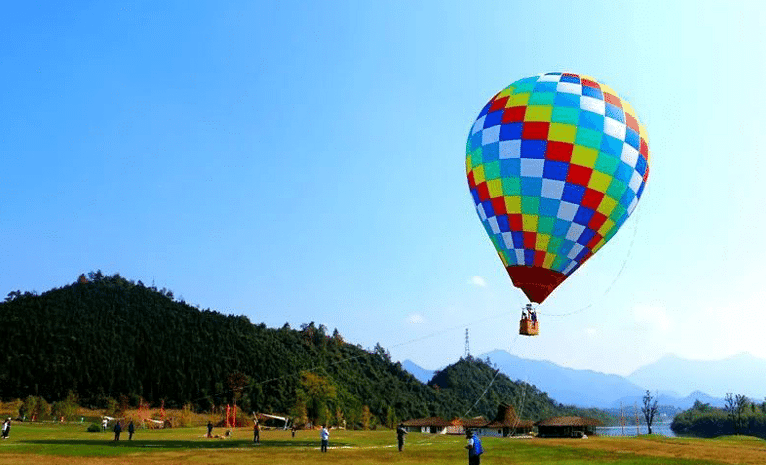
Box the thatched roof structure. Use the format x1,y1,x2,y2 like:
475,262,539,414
485,403,534,429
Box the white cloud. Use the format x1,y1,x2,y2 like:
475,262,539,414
632,304,671,333
469,276,487,287
406,313,425,324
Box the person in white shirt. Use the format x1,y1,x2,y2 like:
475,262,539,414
320,425,329,452
1,418,10,439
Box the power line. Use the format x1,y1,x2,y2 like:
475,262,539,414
187,202,647,406
538,201,645,318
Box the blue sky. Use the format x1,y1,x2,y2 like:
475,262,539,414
3,1,766,377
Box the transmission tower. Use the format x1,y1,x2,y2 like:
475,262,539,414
465,328,470,357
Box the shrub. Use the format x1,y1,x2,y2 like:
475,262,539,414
177,403,194,428
51,390,79,421
104,397,120,417
21,395,50,420
87,423,102,433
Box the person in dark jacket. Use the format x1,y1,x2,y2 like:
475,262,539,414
113,421,122,441
207,421,213,438
128,421,135,440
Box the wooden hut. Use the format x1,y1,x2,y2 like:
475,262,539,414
535,416,602,438
478,403,535,437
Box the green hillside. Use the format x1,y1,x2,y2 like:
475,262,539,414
0,272,609,425
430,357,613,424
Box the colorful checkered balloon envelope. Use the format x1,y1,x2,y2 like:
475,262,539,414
466,73,649,303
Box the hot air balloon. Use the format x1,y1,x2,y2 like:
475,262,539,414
466,73,649,335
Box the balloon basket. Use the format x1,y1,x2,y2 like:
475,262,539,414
519,319,539,336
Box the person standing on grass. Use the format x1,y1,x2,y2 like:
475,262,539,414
1,418,10,439
320,425,329,452
253,418,261,444
207,420,213,438
397,423,407,451
465,429,483,465
113,421,122,441
128,421,135,440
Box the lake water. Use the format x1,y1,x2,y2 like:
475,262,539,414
596,422,676,437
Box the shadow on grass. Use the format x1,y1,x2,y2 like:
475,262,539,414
19,439,349,450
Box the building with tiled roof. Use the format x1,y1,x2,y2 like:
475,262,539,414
401,417,452,434
402,416,490,435
403,411,601,438
535,416,602,438
401,406,536,437
444,416,488,435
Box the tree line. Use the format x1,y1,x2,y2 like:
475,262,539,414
0,272,611,427
671,394,766,438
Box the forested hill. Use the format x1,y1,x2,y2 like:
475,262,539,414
430,358,614,424
0,273,606,425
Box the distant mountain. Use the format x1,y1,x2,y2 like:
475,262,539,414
478,350,732,410
402,352,743,410
627,353,766,398
482,350,646,408
401,360,435,384
611,390,725,411
665,391,726,409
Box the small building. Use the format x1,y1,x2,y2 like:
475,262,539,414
535,416,602,438
401,417,452,434
477,403,535,437
402,408,536,437
445,416,487,435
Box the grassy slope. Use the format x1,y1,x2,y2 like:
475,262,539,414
3,423,766,464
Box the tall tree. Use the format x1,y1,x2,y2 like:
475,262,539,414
298,371,336,425
642,390,658,434
734,394,749,434
290,396,308,427
227,371,248,406
386,405,397,428
361,405,372,430
725,393,739,434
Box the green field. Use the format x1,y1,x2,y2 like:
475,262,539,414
2,423,766,464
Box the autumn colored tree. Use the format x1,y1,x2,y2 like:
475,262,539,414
361,405,372,430
290,396,309,427
298,371,336,425
227,371,248,405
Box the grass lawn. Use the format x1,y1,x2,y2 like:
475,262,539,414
2,423,766,464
